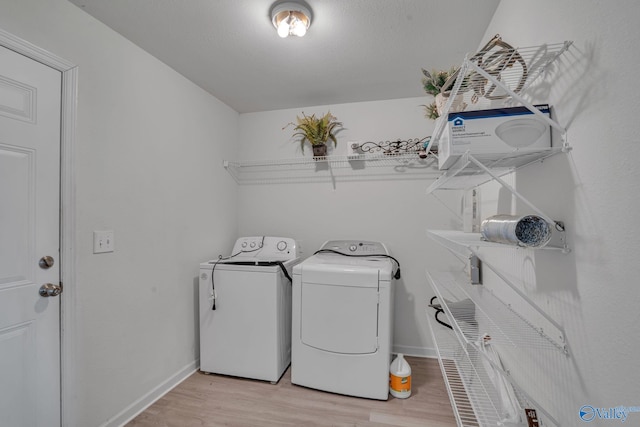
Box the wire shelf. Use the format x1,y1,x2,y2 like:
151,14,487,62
426,229,567,254
444,42,571,109
426,270,566,353
431,40,573,148
427,41,573,200
223,153,441,184
427,314,556,427
427,230,504,252
426,148,564,193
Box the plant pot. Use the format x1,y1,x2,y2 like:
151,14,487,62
312,143,327,159
435,93,467,117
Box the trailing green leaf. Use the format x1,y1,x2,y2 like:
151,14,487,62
423,102,439,120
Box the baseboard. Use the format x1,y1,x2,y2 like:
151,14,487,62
101,359,199,427
392,345,437,359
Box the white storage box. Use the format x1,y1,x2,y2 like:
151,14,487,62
438,105,551,170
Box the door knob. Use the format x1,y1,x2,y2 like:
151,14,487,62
39,256,55,269
39,283,63,297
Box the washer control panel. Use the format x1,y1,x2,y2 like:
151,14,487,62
320,240,389,255
231,236,298,260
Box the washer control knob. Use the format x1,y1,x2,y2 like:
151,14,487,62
241,242,247,248
250,242,256,248
349,244,357,252
277,241,287,251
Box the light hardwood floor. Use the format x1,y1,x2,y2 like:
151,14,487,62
127,356,457,427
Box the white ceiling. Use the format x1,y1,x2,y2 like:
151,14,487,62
68,0,500,113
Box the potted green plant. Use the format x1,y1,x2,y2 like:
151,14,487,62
285,111,343,158
422,68,456,97
421,67,466,119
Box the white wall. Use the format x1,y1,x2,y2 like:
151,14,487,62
0,1,239,426
237,98,461,357
471,1,640,425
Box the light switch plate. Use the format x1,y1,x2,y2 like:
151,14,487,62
93,230,114,253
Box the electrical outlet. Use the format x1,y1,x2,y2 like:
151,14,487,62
93,230,115,253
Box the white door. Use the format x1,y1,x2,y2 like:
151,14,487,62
0,45,62,426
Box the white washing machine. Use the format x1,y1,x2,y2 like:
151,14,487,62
291,240,396,400
199,236,299,383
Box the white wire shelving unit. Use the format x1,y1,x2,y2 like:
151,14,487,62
427,40,573,195
427,270,567,356
426,229,568,350
427,228,567,254
426,40,574,253
426,147,565,194
430,41,573,152
423,39,574,427
428,316,550,427
426,270,564,427
426,149,571,253
223,153,441,186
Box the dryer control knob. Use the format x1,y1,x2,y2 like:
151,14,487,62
250,242,256,248
277,241,287,251
241,242,247,248
349,244,357,252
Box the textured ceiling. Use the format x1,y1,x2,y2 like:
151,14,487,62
68,0,500,113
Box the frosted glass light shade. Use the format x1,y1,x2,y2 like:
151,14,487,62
271,2,312,38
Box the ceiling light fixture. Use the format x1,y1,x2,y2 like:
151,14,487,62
271,2,312,38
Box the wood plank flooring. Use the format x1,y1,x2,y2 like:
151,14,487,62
126,356,457,426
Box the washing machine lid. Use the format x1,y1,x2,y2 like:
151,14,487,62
201,257,298,273
200,236,299,272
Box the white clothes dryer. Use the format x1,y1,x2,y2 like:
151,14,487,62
291,240,396,400
199,236,299,383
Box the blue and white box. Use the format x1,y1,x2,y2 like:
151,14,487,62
438,104,551,170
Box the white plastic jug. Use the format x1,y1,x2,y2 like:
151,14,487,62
389,353,412,398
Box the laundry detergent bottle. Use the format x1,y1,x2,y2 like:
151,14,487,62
389,353,412,398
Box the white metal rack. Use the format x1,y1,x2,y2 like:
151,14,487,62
426,41,574,252
427,227,567,254
426,271,563,427
430,41,573,150
426,149,570,252
223,153,441,185
426,229,568,351
425,40,573,427
426,148,565,194
427,269,566,355
427,315,551,427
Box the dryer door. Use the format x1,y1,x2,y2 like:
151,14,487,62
300,280,379,354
